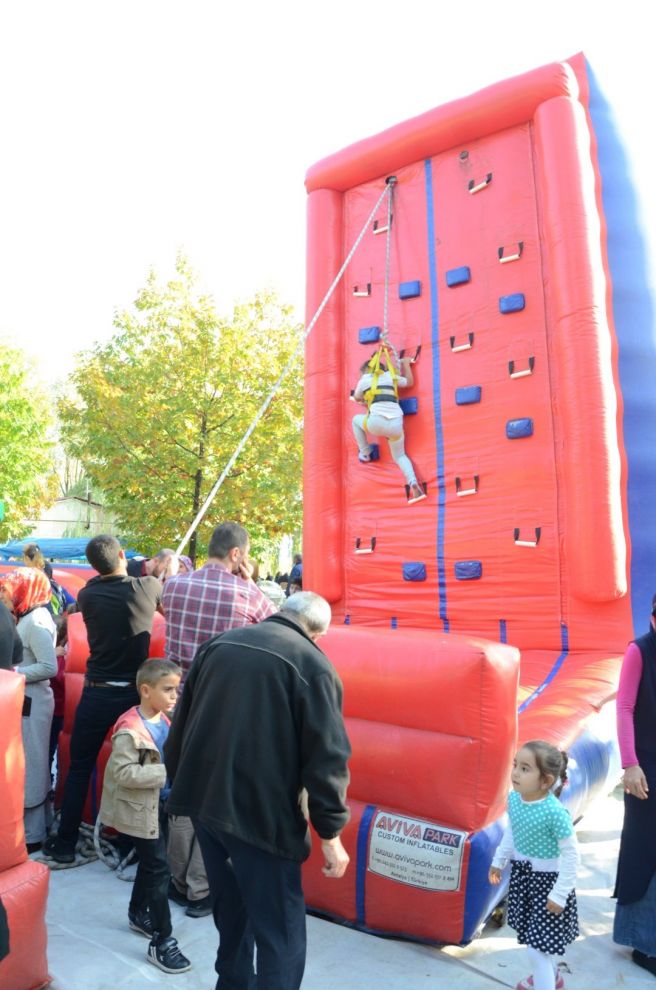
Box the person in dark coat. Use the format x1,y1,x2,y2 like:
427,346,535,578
165,591,351,990
614,593,656,976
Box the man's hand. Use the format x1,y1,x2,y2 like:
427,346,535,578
623,765,649,800
546,899,564,915
237,559,254,582
488,866,502,885
321,837,349,879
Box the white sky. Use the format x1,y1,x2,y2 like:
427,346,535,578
0,1,653,385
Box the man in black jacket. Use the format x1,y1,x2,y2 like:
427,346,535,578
165,591,351,990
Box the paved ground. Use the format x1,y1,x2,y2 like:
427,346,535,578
43,785,649,989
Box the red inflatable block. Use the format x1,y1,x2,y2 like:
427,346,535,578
0,860,49,990
149,611,166,657
0,672,27,873
322,627,519,831
65,609,166,674
51,567,88,598
55,731,112,823
63,671,84,734
303,798,471,945
58,611,165,821
64,612,88,674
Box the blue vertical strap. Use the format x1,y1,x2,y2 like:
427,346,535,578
356,804,377,925
390,616,398,629
499,619,507,643
91,764,98,821
517,625,569,713
344,614,350,625
425,158,449,632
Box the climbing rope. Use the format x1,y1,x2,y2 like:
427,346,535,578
381,176,400,366
93,817,138,881
363,175,401,409
175,180,395,557
37,817,130,874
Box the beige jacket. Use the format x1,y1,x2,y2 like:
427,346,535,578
99,705,168,840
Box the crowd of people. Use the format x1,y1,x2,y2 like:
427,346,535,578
0,525,654,989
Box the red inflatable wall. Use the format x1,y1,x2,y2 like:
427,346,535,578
55,611,167,820
0,672,50,990
302,54,631,944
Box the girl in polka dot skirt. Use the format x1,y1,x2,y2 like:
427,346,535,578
489,740,580,990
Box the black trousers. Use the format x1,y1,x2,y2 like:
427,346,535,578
56,684,139,851
130,811,172,940
194,820,306,990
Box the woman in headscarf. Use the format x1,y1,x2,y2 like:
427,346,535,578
0,569,57,850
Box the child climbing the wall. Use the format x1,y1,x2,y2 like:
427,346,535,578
352,349,426,504
489,740,579,990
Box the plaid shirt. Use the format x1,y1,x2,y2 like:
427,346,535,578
162,563,275,678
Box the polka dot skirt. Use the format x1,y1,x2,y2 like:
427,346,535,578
507,860,579,955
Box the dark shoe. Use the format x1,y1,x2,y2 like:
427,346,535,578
43,835,76,865
26,842,43,854
129,908,154,939
167,880,189,908
633,950,656,976
185,894,212,918
147,935,192,974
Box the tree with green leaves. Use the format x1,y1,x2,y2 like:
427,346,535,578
58,258,304,564
0,341,58,541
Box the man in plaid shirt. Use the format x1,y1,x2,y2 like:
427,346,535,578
162,521,275,917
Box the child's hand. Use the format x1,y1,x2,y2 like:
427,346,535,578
546,899,564,915
488,867,502,885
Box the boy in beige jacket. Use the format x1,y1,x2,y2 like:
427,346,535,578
99,658,191,975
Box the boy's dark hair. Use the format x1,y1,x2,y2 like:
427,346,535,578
208,522,248,559
136,657,182,690
86,535,122,575
523,739,569,798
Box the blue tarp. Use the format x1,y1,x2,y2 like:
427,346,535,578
0,538,140,561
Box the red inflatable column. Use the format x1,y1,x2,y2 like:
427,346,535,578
303,187,345,603
0,671,50,990
534,95,627,603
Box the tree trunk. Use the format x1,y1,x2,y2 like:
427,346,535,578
189,412,207,567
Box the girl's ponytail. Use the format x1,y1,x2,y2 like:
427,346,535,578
554,750,569,798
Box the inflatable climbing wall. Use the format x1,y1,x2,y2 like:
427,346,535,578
302,54,651,944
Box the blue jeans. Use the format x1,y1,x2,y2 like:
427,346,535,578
194,820,306,990
55,684,138,852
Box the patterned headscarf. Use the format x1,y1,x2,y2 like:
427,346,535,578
178,555,194,574
0,569,52,617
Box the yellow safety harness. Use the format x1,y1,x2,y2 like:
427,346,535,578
362,343,400,432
